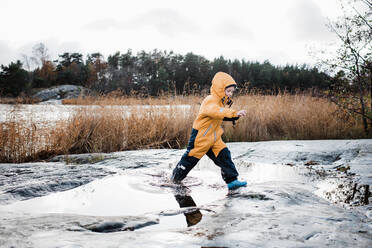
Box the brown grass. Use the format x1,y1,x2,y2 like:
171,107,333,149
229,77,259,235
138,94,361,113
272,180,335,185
0,121,61,163
223,94,366,142
62,94,203,106
54,105,196,155
0,97,41,104
0,93,369,163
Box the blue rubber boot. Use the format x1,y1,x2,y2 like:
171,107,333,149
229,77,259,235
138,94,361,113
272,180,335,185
227,180,247,190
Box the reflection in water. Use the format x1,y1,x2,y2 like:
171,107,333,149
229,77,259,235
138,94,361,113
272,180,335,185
174,194,203,227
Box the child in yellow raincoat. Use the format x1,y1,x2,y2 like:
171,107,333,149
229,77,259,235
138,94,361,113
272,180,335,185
171,72,247,190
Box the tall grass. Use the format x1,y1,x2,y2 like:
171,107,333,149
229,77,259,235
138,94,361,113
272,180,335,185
0,107,62,163
0,93,369,163
223,94,365,142
0,97,40,104
54,105,196,155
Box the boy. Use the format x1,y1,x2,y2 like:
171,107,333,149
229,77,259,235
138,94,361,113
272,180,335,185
171,72,247,190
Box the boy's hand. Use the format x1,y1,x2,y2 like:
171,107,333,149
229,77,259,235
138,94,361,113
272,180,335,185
237,110,247,117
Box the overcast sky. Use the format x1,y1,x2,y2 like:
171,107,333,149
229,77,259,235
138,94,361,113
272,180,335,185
0,0,344,67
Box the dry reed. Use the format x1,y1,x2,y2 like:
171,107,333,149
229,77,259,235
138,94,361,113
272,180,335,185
51,105,197,155
0,93,369,163
0,97,40,104
224,93,366,141
0,119,61,163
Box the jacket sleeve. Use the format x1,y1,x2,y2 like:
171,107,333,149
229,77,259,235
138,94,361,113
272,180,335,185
223,116,240,122
200,97,238,120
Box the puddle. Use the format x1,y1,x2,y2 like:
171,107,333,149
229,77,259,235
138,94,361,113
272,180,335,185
0,168,225,219
0,174,177,216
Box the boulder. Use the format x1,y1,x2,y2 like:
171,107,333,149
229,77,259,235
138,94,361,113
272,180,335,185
33,85,90,102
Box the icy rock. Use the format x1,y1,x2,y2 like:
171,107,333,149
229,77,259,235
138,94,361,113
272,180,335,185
0,162,113,204
0,140,371,247
82,219,159,232
50,153,110,164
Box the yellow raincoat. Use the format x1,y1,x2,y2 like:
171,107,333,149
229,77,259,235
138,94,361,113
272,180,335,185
189,72,238,159
171,71,240,184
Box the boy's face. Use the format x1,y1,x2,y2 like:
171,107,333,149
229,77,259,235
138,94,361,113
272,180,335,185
224,86,235,98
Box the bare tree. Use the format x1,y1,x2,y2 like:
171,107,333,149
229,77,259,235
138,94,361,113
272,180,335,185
31,42,49,68
320,0,372,135
21,42,50,71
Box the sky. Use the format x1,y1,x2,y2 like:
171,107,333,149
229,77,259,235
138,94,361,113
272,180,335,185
0,0,345,67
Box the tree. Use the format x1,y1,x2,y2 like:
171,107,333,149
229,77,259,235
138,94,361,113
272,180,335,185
20,43,52,90
180,53,211,94
320,0,372,135
55,52,86,85
33,60,56,88
108,51,120,69
31,43,50,68
86,53,107,88
0,61,29,97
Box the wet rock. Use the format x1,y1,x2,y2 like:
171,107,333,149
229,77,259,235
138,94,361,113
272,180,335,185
50,151,165,170
336,165,351,173
228,192,273,201
361,185,370,205
0,163,114,204
293,152,343,164
304,231,320,240
304,160,319,166
317,178,371,206
50,153,110,164
0,140,371,248
83,219,158,233
84,221,125,232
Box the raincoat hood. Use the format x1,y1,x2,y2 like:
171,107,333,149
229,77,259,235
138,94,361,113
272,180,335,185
210,72,237,99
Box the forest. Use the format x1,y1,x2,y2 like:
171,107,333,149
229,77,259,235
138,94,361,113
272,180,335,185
0,47,333,97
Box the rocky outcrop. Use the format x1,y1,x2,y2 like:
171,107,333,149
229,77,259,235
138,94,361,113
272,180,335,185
0,142,371,247
32,85,90,102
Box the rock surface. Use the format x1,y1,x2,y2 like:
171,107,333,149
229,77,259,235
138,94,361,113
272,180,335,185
32,84,90,102
0,140,371,248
